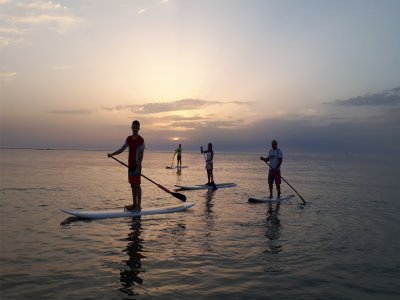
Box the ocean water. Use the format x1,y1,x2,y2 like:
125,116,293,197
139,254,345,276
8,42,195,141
1,149,399,300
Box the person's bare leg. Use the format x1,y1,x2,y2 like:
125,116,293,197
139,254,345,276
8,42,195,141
132,184,141,210
268,184,273,198
276,184,281,198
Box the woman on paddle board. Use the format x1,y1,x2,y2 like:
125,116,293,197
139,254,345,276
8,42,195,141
201,143,215,186
260,139,282,199
107,120,145,210
174,144,182,168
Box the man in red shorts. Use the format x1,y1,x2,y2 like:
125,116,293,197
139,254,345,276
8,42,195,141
260,139,282,198
107,120,145,210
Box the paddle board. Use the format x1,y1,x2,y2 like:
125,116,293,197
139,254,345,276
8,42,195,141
62,202,194,219
175,183,236,190
248,195,295,203
165,166,188,169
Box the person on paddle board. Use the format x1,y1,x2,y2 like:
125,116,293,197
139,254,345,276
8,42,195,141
201,143,215,186
174,144,182,168
260,139,282,198
107,120,145,210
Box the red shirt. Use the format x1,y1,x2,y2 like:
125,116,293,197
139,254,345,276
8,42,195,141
126,135,145,169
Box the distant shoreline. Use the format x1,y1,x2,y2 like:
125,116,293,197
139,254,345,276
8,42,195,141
0,147,108,152
0,147,397,159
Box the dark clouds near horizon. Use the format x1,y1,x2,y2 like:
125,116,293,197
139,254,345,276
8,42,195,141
328,87,400,106
147,87,400,155
148,111,400,155
32,88,400,155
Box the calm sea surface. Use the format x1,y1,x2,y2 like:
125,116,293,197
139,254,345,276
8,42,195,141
1,149,400,300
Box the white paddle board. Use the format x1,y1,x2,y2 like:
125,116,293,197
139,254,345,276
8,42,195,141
248,195,295,203
175,183,236,190
62,202,194,219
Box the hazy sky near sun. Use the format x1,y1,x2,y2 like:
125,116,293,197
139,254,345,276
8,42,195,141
1,0,399,154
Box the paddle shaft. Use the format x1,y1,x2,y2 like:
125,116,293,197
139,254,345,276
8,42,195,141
171,152,176,168
264,161,306,204
109,155,186,201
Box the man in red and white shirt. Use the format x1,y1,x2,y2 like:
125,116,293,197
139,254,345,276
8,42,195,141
108,120,145,210
260,139,282,198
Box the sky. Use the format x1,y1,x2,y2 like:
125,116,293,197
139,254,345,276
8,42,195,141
1,0,399,155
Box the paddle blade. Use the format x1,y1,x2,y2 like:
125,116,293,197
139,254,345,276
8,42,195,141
171,192,186,202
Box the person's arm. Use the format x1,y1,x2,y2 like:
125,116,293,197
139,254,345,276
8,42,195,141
107,143,128,157
136,148,144,173
260,156,270,163
260,149,272,164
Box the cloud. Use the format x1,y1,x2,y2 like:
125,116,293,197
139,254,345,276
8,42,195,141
7,14,83,32
44,99,251,132
0,27,25,47
230,100,254,106
0,71,16,79
4,94,399,155
130,99,219,113
160,117,244,131
53,65,71,70
0,26,25,34
138,0,168,14
47,109,94,115
329,87,400,106
168,114,207,122
16,1,66,10
0,0,84,48
28,88,399,155
143,89,400,154
166,110,400,155
119,112,243,131
102,99,251,114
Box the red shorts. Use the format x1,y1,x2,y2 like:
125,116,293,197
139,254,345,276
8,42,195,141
128,169,141,185
268,169,281,185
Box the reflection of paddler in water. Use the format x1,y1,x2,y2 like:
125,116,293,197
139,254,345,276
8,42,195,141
205,189,215,216
203,190,215,251
176,165,182,176
120,218,146,296
264,203,282,254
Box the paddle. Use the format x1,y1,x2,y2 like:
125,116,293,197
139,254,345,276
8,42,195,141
109,156,186,202
263,161,306,205
170,152,176,168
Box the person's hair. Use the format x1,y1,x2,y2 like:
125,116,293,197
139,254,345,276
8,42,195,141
271,139,278,145
132,120,140,127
